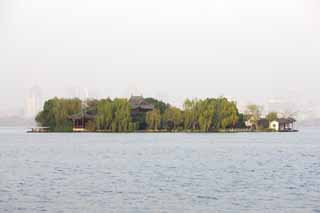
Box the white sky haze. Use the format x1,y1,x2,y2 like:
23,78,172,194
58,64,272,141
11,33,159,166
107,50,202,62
0,0,319,116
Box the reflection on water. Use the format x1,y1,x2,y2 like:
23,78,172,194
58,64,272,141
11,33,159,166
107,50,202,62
1,128,320,212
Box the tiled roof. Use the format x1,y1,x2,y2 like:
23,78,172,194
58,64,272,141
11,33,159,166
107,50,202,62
68,111,96,120
276,117,296,124
129,96,154,110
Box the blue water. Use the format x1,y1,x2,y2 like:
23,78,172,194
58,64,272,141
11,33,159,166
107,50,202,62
0,127,320,212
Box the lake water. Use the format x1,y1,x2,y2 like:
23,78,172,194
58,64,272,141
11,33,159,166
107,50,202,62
0,127,320,213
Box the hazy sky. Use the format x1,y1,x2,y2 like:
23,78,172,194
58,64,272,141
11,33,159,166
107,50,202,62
0,0,319,115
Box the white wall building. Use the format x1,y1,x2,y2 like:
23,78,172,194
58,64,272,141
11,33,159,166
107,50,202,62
269,118,296,132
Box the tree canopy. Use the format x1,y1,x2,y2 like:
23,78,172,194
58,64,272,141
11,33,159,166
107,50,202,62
245,104,263,124
146,109,161,130
95,98,133,132
35,98,81,131
266,112,278,122
36,96,247,132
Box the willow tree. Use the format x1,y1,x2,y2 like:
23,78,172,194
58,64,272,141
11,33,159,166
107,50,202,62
112,98,132,132
35,97,81,131
198,99,215,132
36,96,244,132
219,99,239,129
95,98,132,132
96,99,113,130
163,106,183,130
146,109,161,130
183,99,200,130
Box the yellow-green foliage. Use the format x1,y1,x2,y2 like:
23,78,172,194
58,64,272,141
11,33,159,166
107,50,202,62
146,109,161,130
36,96,247,132
96,98,132,132
36,98,81,131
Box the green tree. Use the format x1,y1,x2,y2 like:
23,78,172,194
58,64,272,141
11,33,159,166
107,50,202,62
208,97,239,130
266,112,278,122
96,99,113,130
220,99,239,129
245,104,263,125
36,98,81,131
86,120,97,132
163,106,183,130
144,98,170,114
113,98,132,132
146,109,161,130
235,113,246,128
183,99,200,130
198,99,215,132
36,96,244,132
95,98,132,132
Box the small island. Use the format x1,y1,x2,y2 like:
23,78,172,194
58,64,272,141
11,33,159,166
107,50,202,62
32,96,297,133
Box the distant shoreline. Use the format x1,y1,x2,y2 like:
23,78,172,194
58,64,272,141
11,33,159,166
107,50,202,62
27,129,299,133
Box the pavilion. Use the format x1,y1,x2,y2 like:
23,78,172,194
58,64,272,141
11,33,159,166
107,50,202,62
269,118,297,132
68,111,96,132
129,96,154,115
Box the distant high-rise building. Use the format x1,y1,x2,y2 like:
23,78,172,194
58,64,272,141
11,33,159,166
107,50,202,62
24,86,43,118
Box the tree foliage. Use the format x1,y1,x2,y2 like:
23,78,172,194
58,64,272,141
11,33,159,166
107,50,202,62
36,96,249,132
35,98,81,131
144,98,170,114
96,98,132,132
183,97,239,131
146,109,161,130
183,99,200,130
96,99,113,130
266,112,278,122
245,104,263,124
163,106,183,131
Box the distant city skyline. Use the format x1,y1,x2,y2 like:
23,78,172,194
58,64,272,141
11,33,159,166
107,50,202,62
0,84,317,122
0,0,319,120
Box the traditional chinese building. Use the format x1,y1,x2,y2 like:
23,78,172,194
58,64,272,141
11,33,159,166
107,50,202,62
68,96,154,131
68,111,96,132
129,96,154,130
129,96,154,115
